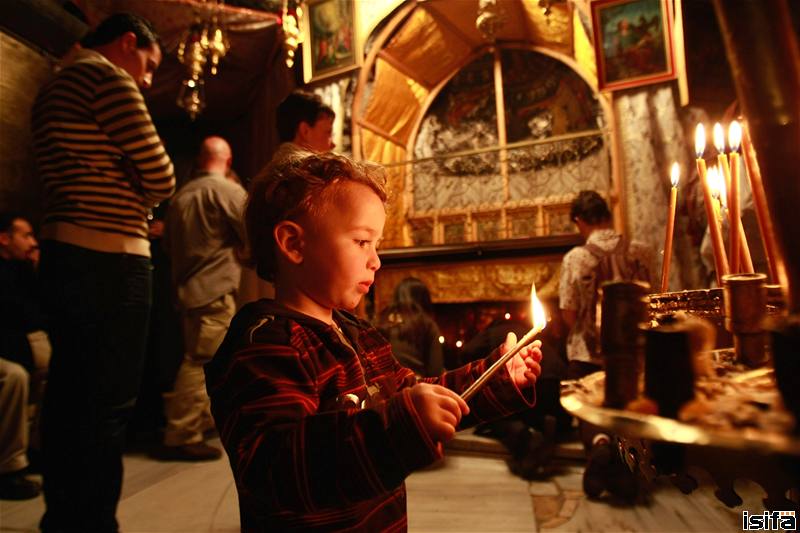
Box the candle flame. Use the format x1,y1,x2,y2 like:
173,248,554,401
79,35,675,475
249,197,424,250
530,283,547,331
728,120,742,152
708,166,726,206
694,123,705,157
713,122,726,152
670,162,680,187
708,166,718,197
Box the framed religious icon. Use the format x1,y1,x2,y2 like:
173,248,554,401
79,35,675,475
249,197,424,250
302,0,361,83
590,0,676,91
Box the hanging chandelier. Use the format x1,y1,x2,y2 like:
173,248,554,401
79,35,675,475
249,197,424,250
281,0,304,68
476,0,506,43
176,0,230,120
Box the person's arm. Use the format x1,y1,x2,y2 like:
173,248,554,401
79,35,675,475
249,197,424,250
418,342,536,428
207,340,442,514
219,182,248,247
559,251,579,329
92,69,175,205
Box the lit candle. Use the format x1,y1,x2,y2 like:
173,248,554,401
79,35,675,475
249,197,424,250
696,124,729,285
461,283,547,402
660,162,680,292
710,166,725,223
728,121,754,273
715,122,737,272
741,123,780,281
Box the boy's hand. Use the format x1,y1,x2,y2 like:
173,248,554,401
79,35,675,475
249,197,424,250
408,383,470,442
502,333,543,388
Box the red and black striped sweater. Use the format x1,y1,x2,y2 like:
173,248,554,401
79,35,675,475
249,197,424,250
205,300,536,532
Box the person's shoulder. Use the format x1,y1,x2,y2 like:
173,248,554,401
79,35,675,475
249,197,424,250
233,300,296,347
39,51,110,97
213,175,247,198
627,239,652,259
562,244,591,265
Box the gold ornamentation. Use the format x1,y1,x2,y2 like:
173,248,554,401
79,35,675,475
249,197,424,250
176,1,230,120
282,1,303,68
476,0,506,43
375,258,561,312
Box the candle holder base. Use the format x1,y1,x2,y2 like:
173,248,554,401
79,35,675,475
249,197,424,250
734,332,767,368
767,314,800,433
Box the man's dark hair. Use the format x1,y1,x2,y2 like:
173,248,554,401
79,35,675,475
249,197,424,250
276,91,335,143
0,212,26,233
81,12,160,49
570,190,611,225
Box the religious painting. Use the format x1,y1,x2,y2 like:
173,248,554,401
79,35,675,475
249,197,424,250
302,0,360,83
591,0,676,91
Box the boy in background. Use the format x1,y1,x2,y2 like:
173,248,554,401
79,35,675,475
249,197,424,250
205,154,542,531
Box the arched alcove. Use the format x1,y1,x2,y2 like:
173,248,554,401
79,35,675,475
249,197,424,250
350,1,624,310
352,0,622,251
404,47,610,247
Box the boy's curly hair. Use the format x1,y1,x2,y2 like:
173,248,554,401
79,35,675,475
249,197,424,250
246,153,388,282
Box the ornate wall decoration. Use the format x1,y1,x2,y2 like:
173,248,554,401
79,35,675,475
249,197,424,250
408,48,609,245
614,85,703,290
374,256,563,311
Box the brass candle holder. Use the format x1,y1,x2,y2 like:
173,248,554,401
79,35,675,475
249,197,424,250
600,281,650,409
722,273,768,367
766,315,800,433
643,320,696,419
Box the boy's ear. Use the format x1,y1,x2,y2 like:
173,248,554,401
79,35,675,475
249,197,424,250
295,121,311,142
273,220,305,265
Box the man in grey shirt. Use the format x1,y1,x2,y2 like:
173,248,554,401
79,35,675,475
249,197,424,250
161,136,246,460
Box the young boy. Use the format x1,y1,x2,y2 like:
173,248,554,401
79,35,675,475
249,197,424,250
205,154,543,531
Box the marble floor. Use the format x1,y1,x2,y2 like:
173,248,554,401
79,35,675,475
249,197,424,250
0,433,767,533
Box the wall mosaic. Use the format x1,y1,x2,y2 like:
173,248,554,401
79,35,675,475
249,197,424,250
407,48,609,244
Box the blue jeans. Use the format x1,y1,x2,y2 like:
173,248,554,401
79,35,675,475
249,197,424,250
39,240,152,533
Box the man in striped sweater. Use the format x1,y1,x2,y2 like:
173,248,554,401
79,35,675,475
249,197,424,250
31,13,175,533
206,154,543,531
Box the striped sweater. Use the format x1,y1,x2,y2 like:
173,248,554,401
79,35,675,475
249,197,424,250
31,49,175,257
205,300,536,532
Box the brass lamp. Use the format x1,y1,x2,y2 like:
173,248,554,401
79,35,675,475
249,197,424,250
176,1,230,120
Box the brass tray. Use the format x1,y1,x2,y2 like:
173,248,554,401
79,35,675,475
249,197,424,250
561,364,800,457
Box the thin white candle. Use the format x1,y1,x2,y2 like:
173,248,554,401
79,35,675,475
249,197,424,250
461,283,547,402
696,124,729,284
660,162,680,292
727,121,753,273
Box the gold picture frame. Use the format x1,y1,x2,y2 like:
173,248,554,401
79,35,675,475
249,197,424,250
591,0,676,92
302,0,361,84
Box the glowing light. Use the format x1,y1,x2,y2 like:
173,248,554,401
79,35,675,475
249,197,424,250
728,121,742,152
694,123,706,157
530,283,547,331
713,122,726,153
670,162,680,187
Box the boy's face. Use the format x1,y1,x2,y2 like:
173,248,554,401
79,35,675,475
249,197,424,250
297,115,335,153
295,181,384,318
